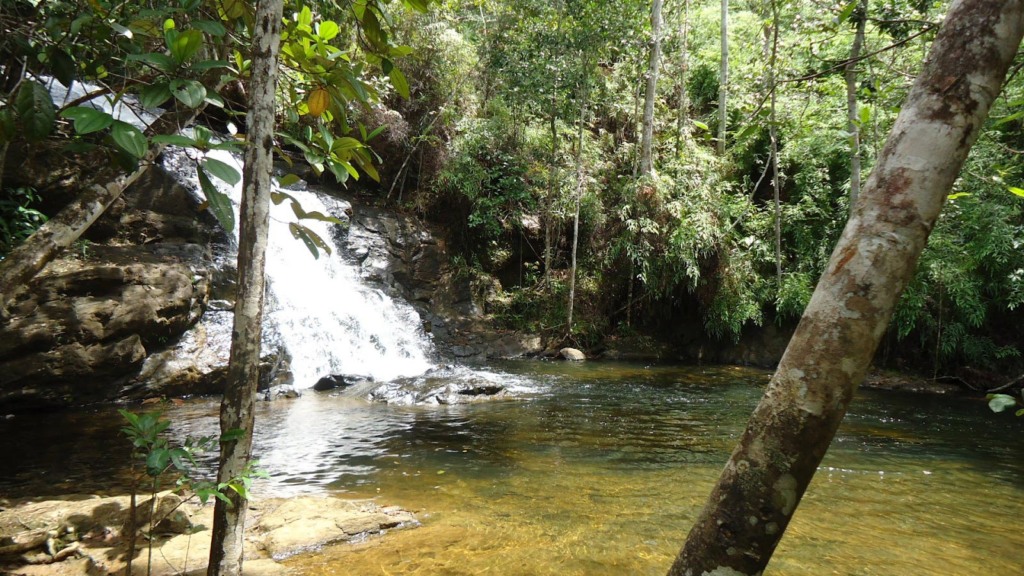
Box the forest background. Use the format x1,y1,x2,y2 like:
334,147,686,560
3,0,1024,385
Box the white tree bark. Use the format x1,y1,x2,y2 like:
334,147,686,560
717,0,728,155
846,0,868,213
640,0,663,176
668,0,1024,574
206,1,283,574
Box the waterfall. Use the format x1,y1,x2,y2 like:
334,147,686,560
162,145,436,387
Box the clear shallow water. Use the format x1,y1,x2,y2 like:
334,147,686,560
2,362,1022,575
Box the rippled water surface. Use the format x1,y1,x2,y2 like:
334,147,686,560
2,362,1022,575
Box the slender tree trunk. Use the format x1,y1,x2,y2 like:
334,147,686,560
668,1,1024,574
206,1,283,574
640,0,663,176
544,4,563,284
545,95,559,283
567,61,591,334
676,0,691,155
846,0,868,213
768,1,782,286
717,0,728,155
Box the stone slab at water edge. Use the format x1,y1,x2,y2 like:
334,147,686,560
0,493,417,576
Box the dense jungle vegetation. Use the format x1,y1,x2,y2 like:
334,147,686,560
2,0,1024,383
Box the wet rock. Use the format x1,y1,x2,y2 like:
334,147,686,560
256,497,416,559
312,374,373,392
559,347,586,361
262,385,301,401
365,367,509,405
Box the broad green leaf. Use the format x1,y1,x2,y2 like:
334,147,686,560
858,105,871,126
331,137,363,153
301,210,344,225
692,120,709,131
139,82,173,109
202,157,241,186
277,174,302,187
220,0,246,19
389,66,410,99
15,81,55,141
47,47,77,87
988,393,1018,413
127,52,176,73
111,121,148,158
170,79,207,108
1009,186,1024,198
193,20,227,37
271,191,293,205
297,6,313,29
197,165,235,232
151,134,197,147
0,108,16,141
317,20,340,41
994,109,1024,126
947,192,971,200
110,21,133,38
289,222,332,258
171,29,204,64
836,0,858,24
61,106,115,134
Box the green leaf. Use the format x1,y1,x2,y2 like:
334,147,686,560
389,66,410,99
300,210,344,225
987,393,1018,413
47,47,77,87
61,106,115,135
317,20,340,41
151,134,197,147
220,428,246,442
202,157,241,186
14,81,55,141
0,108,15,142
171,29,205,64
197,165,235,232
947,192,971,200
170,79,207,108
858,105,871,126
277,174,302,187
111,121,148,158
836,0,858,24
1009,187,1024,198
692,120,709,131
140,82,173,109
127,52,176,73
193,20,227,37
289,222,332,258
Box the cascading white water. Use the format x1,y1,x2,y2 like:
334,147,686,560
50,79,434,387
163,144,435,387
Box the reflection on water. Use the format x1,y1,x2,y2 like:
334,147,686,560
1,362,1022,575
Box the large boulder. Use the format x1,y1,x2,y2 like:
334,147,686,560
0,244,210,410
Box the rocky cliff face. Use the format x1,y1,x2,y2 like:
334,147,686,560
0,160,541,412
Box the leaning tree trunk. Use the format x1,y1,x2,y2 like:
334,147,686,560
845,0,868,214
668,1,1024,574
206,1,283,575
640,0,663,176
0,93,218,309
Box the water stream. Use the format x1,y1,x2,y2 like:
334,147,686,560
160,145,435,386
2,363,1021,574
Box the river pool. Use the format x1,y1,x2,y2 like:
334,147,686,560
2,362,1021,575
